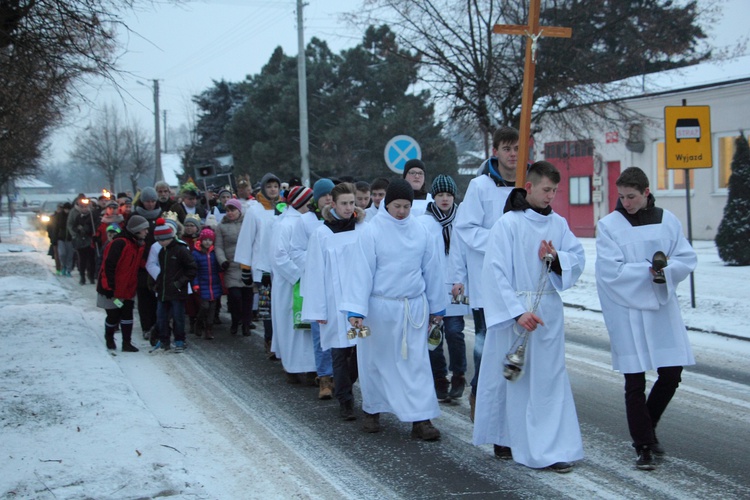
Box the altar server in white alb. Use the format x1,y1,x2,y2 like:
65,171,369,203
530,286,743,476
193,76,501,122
270,186,316,383
342,178,447,441
595,166,696,471
473,161,585,473
302,182,366,421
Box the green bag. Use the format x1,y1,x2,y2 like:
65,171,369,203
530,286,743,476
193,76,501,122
293,281,311,330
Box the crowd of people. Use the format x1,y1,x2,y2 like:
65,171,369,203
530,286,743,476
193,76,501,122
45,126,697,474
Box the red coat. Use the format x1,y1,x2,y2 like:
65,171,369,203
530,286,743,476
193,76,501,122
97,231,145,300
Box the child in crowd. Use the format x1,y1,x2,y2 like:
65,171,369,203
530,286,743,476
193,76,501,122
192,228,224,340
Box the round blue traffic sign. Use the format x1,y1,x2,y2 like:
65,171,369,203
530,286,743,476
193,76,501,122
384,135,421,174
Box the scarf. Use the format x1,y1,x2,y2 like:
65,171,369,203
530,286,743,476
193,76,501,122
486,157,514,187
324,208,356,233
426,201,456,255
135,206,161,220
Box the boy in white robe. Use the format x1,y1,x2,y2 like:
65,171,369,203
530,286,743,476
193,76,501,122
595,166,696,471
453,126,519,419
270,186,317,382
302,183,366,420
473,161,585,473
364,177,389,222
342,179,447,440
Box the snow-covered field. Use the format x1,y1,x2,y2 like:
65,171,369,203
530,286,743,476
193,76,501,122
1,213,748,499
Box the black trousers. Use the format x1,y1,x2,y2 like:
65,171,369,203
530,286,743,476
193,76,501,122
105,300,135,345
331,346,358,404
76,246,96,283
227,286,253,327
624,366,683,447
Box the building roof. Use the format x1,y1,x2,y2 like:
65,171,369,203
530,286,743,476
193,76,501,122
15,177,53,189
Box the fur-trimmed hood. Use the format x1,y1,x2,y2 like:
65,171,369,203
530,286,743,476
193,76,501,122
321,205,365,224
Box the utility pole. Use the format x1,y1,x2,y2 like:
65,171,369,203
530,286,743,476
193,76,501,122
162,109,168,153
296,0,310,187
152,79,164,184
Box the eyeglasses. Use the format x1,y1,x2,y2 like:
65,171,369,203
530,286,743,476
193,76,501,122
406,170,424,178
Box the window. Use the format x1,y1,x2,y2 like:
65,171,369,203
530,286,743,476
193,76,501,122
717,134,744,190
569,176,591,205
655,141,694,192
544,140,594,159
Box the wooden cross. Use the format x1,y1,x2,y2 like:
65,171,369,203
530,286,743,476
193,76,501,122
493,0,572,187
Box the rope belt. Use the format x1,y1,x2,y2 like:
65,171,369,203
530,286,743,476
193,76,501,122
372,293,427,359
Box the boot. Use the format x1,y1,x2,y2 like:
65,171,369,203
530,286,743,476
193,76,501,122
318,376,334,400
304,372,318,387
449,374,466,399
104,322,117,350
285,372,302,384
411,420,441,441
230,322,239,335
242,323,251,337
265,339,277,360
121,322,139,352
362,412,380,433
434,377,451,403
339,400,356,421
204,326,214,340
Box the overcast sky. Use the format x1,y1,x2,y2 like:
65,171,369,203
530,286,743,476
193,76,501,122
45,0,747,164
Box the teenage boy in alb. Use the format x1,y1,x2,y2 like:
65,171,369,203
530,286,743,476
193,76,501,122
365,177,389,222
302,182,367,421
269,186,317,385
402,159,432,216
453,126,520,420
473,161,585,473
418,175,469,403
343,179,447,440
355,181,371,211
290,178,336,399
595,166,697,471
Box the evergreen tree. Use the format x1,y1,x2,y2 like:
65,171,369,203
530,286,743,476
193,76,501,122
715,132,750,266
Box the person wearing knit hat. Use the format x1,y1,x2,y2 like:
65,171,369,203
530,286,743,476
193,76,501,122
126,215,149,235
97,211,149,353
419,173,467,404
140,187,158,203
344,174,447,440
191,226,223,339
313,178,335,205
287,186,314,210
154,217,176,243
224,198,243,213
151,213,198,352
403,159,429,199
384,178,414,212
199,227,215,242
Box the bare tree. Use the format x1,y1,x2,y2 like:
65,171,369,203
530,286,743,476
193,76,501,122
71,105,129,193
125,122,155,193
353,0,712,155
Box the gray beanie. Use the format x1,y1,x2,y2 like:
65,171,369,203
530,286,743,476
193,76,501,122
140,187,158,203
126,215,149,234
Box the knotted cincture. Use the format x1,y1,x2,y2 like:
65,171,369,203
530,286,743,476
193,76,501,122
503,253,554,381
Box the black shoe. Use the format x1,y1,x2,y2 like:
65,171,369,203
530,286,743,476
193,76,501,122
242,324,251,337
230,323,239,335
548,462,574,474
449,374,466,399
493,445,512,460
362,412,380,433
636,446,656,471
339,400,356,421
122,343,139,353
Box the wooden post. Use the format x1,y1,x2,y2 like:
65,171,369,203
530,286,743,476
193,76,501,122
494,0,572,187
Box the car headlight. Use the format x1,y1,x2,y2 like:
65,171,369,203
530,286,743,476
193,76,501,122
40,215,50,223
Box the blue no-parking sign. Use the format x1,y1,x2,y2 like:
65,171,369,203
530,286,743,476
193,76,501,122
383,135,421,174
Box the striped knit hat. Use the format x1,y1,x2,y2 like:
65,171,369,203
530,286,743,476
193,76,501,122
287,186,314,209
153,217,175,241
431,175,457,197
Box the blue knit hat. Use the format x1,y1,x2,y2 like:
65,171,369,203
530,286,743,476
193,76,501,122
312,178,335,202
431,175,457,197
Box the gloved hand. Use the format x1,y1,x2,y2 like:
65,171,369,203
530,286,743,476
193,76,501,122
192,284,200,293
221,261,230,271
241,265,253,286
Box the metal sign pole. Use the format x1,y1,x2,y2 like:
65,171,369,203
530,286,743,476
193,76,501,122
680,99,696,308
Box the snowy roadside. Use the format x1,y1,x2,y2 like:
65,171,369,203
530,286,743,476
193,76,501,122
0,216,341,499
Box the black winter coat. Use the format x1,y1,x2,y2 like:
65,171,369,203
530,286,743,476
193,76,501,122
154,239,197,301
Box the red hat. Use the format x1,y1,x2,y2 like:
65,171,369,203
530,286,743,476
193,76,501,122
199,228,215,241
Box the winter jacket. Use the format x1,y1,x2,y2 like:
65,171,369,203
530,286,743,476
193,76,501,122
154,239,197,301
97,231,145,300
66,206,98,250
94,213,125,246
214,213,247,288
169,201,207,224
191,243,223,301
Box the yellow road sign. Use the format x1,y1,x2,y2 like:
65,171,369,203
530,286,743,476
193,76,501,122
664,106,712,169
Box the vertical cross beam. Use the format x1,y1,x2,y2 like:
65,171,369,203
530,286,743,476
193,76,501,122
494,0,572,187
